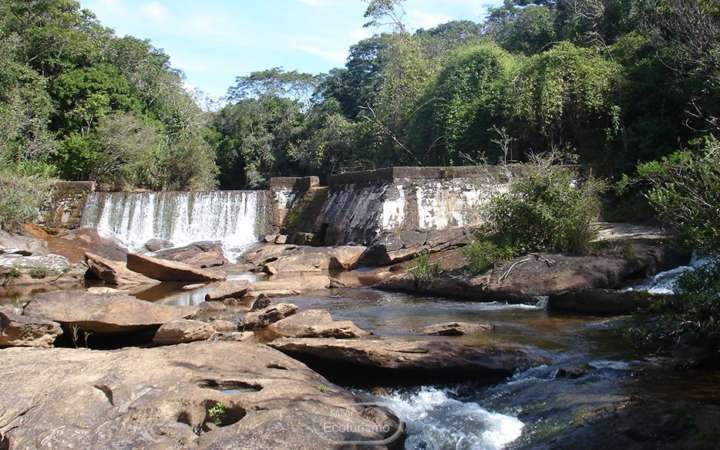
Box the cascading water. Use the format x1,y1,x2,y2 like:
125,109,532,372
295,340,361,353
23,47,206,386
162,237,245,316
80,191,270,261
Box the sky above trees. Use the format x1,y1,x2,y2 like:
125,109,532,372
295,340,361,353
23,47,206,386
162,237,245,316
80,0,501,99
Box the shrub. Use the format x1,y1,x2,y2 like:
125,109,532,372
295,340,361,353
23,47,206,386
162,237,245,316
207,402,227,426
637,137,720,253
486,153,606,255
628,260,720,363
464,240,516,275
408,252,441,288
0,166,55,232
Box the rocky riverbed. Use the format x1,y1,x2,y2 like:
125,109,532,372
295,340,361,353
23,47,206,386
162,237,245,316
1,226,718,449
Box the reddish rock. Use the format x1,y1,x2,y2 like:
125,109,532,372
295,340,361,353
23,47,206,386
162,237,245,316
127,252,226,283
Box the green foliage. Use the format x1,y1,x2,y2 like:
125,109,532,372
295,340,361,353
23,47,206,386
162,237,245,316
464,240,516,275
0,165,56,232
637,138,720,253
487,154,606,255
29,268,49,279
408,253,441,288
628,260,720,363
207,402,227,426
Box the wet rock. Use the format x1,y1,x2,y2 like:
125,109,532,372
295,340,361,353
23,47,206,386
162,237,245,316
275,235,288,244
0,311,63,348
553,364,592,379
23,290,196,334
250,294,272,311
262,234,278,243
291,232,315,245
85,252,159,287
153,319,216,345
270,338,548,383
144,238,173,252
269,309,370,339
418,322,493,336
87,287,129,295
205,281,250,302
0,230,48,256
153,242,228,269
0,342,403,448
548,289,667,315
127,252,226,283
241,303,298,331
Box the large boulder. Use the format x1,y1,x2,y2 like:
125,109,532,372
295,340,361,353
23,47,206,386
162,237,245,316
269,309,370,339
153,241,229,269
378,243,684,303
0,253,85,287
23,291,196,334
241,303,298,330
205,281,250,302
84,252,159,287
270,338,547,383
357,228,472,267
127,252,226,282
0,311,62,348
153,319,216,345
0,342,403,448
0,230,48,256
243,244,366,274
548,289,668,315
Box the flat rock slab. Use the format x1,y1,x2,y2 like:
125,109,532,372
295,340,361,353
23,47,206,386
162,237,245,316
0,311,62,348
0,230,48,256
153,241,228,269
85,252,159,287
205,281,250,302
0,342,402,449
269,309,371,339
418,322,493,336
153,319,216,345
241,303,298,331
243,244,366,273
270,338,547,379
127,252,226,282
23,291,196,334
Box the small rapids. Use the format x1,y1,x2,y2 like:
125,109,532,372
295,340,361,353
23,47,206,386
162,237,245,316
625,255,713,295
377,386,524,450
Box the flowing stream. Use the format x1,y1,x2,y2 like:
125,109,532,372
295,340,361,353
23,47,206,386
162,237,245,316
80,191,270,260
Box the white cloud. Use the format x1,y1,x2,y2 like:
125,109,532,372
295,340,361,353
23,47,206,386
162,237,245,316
141,2,169,23
291,43,347,64
408,10,452,30
350,28,372,42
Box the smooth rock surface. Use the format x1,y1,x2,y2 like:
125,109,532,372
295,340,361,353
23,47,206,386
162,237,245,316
0,230,48,256
269,309,370,339
0,311,62,347
23,291,196,334
270,338,547,378
127,252,226,282
205,281,250,302
153,319,216,345
0,342,402,448
153,241,228,268
85,252,159,287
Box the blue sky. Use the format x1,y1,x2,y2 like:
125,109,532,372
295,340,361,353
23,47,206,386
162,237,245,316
80,0,502,99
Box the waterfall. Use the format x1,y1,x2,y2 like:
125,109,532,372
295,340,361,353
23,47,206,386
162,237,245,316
81,191,269,260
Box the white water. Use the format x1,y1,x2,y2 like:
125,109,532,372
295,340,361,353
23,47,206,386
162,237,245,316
625,255,713,295
81,191,268,261
380,387,524,450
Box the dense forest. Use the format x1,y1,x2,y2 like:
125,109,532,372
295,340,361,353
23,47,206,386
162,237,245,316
1,0,719,192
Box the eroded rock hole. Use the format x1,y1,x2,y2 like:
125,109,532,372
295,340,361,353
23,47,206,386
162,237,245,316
267,363,288,370
201,400,246,431
198,379,263,394
0,434,9,450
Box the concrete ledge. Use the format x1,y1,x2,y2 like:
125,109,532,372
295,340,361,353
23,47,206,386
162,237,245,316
329,165,524,187
270,177,319,191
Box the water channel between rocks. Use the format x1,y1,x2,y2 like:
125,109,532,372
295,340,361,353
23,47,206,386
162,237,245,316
4,277,719,449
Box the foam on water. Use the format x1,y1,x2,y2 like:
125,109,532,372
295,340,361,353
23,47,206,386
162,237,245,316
625,255,713,295
381,386,524,450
